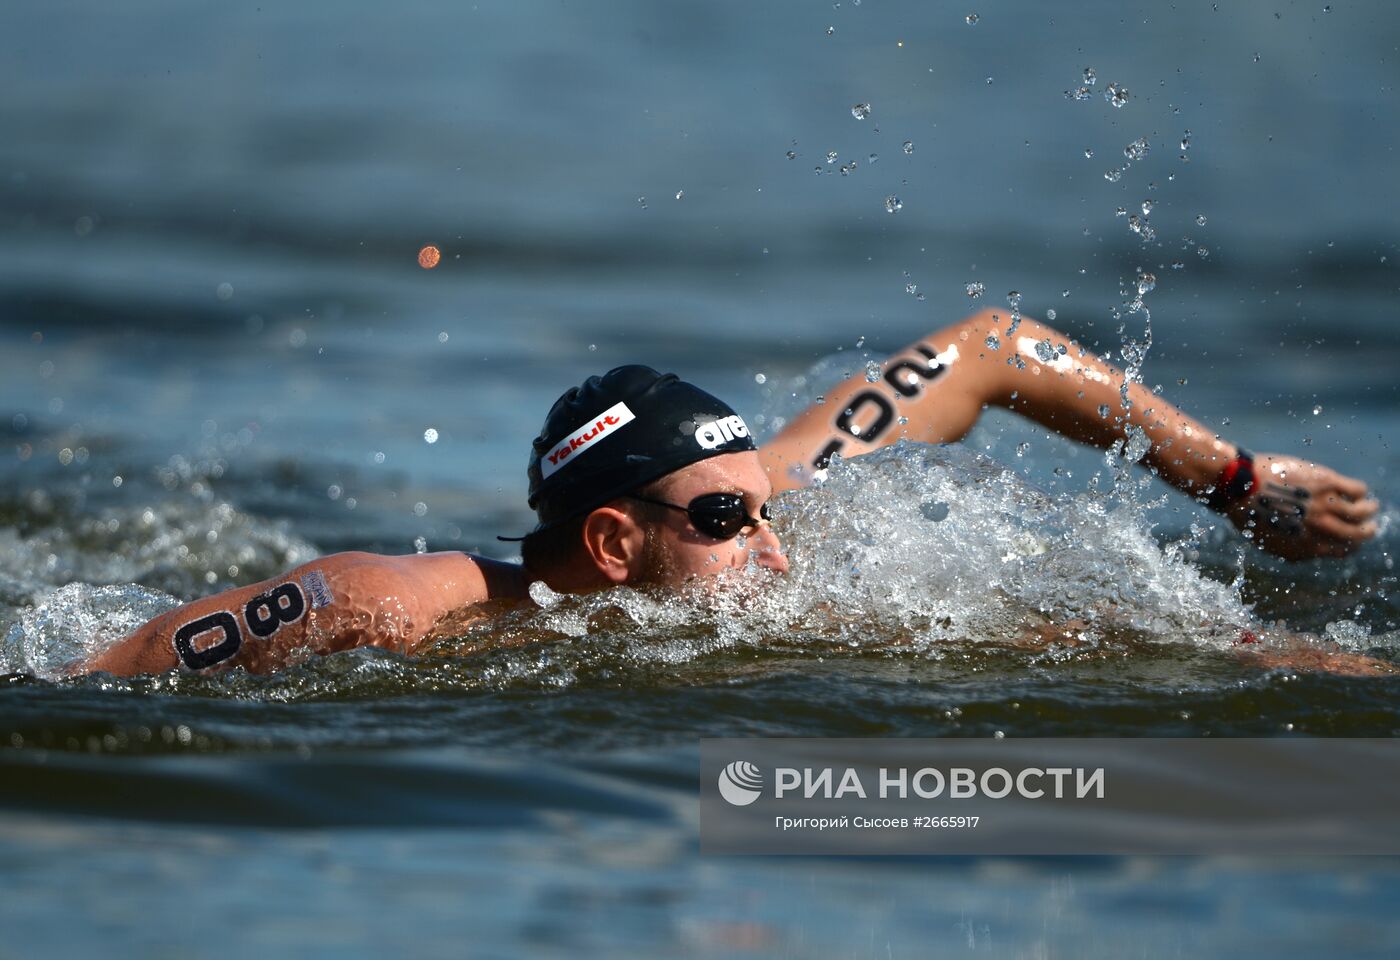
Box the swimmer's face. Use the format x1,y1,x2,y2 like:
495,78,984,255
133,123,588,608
631,451,788,585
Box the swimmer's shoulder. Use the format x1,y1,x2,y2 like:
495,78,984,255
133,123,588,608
380,550,531,610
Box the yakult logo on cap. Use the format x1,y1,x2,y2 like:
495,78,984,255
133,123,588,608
541,401,636,478
694,414,750,450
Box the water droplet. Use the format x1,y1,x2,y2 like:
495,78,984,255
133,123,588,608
374,451,386,464
965,281,985,299
424,428,439,444
1105,82,1130,108
868,153,879,164
1197,246,1210,259
414,535,428,552
1061,289,1070,297
1007,290,1022,307
438,331,449,343
1171,260,1185,270
1115,207,1128,217
826,25,835,35
1123,137,1150,162
786,150,797,160
215,282,234,301
1126,215,1156,241
985,76,994,85
1141,199,1154,216
1083,147,1094,158
1033,339,1055,362
1313,405,1323,416
413,502,428,517
1016,442,1030,457
884,195,902,213
851,102,872,120
1068,86,1093,101
674,189,684,200
1195,214,1208,226
965,13,979,24
1046,308,1057,320
1136,273,1156,295
855,335,866,348
984,333,1001,350
588,343,597,351
865,361,881,382
1104,168,1124,183
754,372,767,384
636,196,647,209
905,281,919,296
827,150,839,164
1098,404,1111,418
1252,52,1261,63
1323,4,1331,10
902,140,914,155
1180,130,1192,151
1083,67,1097,85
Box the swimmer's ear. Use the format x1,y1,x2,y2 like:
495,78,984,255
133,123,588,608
580,506,647,584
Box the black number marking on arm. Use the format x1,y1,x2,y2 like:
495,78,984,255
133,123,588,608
173,611,243,670
244,583,307,638
810,340,950,471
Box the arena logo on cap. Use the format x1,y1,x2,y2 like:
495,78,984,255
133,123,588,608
694,414,750,450
541,401,636,478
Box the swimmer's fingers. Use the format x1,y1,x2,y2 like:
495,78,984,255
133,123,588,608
1323,472,1370,502
1307,509,1379,551
1322,492,1380,524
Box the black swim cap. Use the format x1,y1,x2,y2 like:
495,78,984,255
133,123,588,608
501,365,756,538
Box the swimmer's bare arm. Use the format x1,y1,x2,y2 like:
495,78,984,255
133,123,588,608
82,552,524,677
761,309,1378,560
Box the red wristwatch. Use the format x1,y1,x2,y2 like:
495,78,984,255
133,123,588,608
1207,448,1257,512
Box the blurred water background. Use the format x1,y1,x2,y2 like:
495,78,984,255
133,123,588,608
2,0,1400,956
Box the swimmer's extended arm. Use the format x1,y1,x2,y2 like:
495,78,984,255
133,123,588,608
761,309,1378,560
81,551,504,677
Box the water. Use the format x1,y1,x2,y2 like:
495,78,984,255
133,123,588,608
4,0,1400,955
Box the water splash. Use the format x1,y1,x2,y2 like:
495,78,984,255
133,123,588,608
2,582,178,677
0,440,1301,692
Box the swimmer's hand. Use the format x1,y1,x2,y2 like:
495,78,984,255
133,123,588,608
1224,453,1380,561
1236,643,1395,677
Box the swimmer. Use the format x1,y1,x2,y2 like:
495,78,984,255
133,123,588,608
81,311,1380,677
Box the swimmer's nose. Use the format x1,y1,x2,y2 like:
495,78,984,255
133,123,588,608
750,523,789,575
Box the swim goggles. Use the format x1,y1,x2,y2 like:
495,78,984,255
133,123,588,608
625,492,771,541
